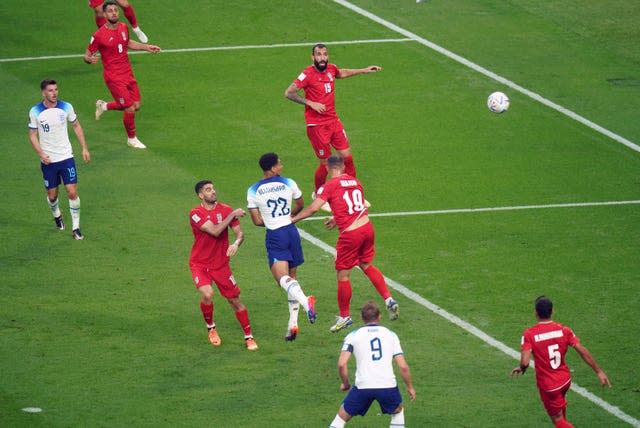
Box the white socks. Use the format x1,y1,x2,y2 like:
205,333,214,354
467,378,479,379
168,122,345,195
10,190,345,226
279,275,309,312
287,299,300,330
69,197,80,230
390,408,405,427
47,197,61,218
329,415,346,428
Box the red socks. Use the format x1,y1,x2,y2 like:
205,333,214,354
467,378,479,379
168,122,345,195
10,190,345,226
235,308,252,337
123,111,136,138
314,163,328,192
122,5,138,28
343,154,356,177
363,265,391,300
337,280,352,317
200,302,213,326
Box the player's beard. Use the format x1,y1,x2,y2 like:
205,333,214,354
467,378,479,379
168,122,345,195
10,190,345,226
314,60,328,72
107,16,119,25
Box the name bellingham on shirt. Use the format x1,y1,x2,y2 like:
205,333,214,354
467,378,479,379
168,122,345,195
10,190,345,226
258,184,286,195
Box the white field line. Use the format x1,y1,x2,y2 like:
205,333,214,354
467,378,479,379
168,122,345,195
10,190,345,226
0,38,411,63
333,0,640,154
298,226,640,427
301,199,640,221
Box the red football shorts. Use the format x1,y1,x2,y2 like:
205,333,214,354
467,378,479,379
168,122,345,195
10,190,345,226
306,119,349,159
105,77,140,109
335,222,376,270
190,265,241,299
538,381,571,417
88,0,103,9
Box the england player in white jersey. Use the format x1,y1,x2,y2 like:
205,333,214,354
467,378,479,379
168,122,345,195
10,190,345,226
330,301,416,428
28,79,90,240
247,152,317,341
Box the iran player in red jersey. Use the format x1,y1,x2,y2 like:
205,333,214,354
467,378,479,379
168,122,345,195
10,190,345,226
511,296,610,427
88,0,148,43
291,154,399,333
83,0,160,149
189,180,258,351
284,44,381,194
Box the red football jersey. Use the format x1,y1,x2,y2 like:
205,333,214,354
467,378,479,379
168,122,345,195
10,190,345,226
189,203,239,269
87,22,134,79
316,174,368,232
293,64,340,125
521,321,580,391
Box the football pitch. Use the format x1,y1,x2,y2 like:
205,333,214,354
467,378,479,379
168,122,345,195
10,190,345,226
1,1,639,427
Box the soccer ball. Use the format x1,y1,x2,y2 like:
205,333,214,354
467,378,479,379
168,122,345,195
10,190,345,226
487,91,510,113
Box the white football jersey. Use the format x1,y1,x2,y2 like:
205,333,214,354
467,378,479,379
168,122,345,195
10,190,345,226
247,176,302,230
28,100,77,163
342,324,403,389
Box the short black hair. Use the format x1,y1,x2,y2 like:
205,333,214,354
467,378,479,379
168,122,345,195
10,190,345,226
312,43,326,54
194,180,212,195
102,0,118,12
327,154,344,169
259,152,279,172
40,79,56,90
361,300,381,323
535,295,553,319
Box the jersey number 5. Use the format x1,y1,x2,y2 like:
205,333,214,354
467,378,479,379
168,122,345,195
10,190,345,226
547,344,561,369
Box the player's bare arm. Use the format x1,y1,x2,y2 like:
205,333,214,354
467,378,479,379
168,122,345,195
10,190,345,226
201,209,244,237
337,351,351,391
226,224,244,257
248,208,265,227
28,129,50,164
510,349,532,377
573,343,612,387
284,83,326,113
395,355,417,401
128,40,161,53
338,66,382,79
292,197,305,216
291,198,325,223
83,49,100,64
72,120,91,163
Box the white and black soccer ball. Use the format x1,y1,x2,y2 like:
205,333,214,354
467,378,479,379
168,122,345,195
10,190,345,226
487,91,510,113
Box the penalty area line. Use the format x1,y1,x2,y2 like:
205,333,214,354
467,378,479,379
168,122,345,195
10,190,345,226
296,227,640,427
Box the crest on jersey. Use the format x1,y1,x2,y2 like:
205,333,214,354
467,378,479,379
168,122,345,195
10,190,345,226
121,31,126,40
328,72,334,81
216,213,223,223
58,113,66,123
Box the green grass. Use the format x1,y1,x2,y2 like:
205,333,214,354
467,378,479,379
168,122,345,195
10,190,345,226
1,1,639,426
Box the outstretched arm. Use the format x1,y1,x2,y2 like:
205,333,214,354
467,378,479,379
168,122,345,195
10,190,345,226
128,40,161,53
337,65,382,79
291,198,325,223
573,343,611,387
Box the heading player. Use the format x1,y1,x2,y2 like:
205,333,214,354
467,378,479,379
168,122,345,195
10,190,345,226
291,154,399,333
